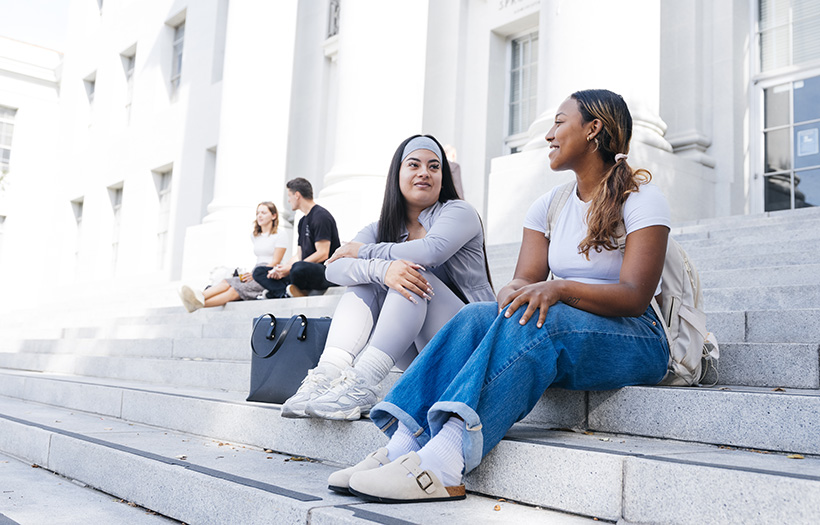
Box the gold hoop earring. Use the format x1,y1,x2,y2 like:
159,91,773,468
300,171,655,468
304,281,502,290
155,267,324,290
586,136,592,142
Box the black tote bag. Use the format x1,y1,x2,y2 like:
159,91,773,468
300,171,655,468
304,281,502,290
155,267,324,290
246,313,331,404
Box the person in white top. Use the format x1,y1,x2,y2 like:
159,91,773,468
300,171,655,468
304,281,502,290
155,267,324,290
330,89,673,503
178,202,289,312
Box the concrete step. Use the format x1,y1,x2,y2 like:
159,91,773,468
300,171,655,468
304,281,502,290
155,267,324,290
709,343,820,389
689,249,818,271
703,284,820,312
672,216,820,242
0,337,251,361
672,205,820,231
1,369,817,457
3,335,817,390
0,396,601,525
672,206,820,234
0,394,817,524
707,309,820,344
700,264,820,288
682,237,818,263
0,298,341,345
586,385,820,455
486,243,819,290
0,290,343,336
0,354,249,392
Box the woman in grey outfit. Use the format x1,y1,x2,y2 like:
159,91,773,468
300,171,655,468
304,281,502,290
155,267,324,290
281,134,494,421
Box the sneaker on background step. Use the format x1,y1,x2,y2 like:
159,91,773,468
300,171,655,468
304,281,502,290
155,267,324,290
286,284,307,298
178,285,205,313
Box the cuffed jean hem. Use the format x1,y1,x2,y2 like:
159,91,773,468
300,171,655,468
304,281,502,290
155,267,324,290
427,400,484,474
369,401,430,447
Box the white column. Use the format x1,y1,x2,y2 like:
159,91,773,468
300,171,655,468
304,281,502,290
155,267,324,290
524,0,669,152
660,0,716,168
318,0,430,241
181,1,298,281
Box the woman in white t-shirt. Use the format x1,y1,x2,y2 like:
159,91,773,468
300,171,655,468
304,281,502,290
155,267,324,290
178,202,289,312
330,89,672,503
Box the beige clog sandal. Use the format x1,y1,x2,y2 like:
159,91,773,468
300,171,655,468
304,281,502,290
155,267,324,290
328,447,391,494
348,452,465,503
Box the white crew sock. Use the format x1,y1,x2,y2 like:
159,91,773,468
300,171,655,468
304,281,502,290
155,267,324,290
385,420,421,461
317,346,354,374
352,346,394,386
416,417,465,487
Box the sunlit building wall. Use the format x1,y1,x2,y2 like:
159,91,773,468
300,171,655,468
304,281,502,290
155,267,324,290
0,0,818,311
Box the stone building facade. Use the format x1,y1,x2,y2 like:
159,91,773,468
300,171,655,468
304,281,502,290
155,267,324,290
0,0,817,310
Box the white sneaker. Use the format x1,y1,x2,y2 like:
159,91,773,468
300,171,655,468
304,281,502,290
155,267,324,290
178,285,204,313
281,368,335,418
305,368,379,421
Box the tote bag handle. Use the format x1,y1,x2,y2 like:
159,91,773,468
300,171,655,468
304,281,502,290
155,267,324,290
250,313,308,359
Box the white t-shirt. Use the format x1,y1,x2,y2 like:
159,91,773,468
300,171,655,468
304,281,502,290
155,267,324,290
252,231,290,265
523,182,671,295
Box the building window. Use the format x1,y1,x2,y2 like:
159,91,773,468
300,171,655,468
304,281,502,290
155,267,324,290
506,31,538,152
71,198,84,264
758,0,820,73
71,198,84,226
84,72,97,104
756,0,820,211
121,46,136,122
327,0,340,38
154,169,172,268
761,75,820,210
108,184,124,269
171,22,185,92
0,106,17,172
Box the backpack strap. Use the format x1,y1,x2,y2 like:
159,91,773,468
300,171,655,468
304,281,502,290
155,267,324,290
546,181,575,240
545,181,575,281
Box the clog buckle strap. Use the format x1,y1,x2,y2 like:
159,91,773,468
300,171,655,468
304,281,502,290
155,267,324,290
400,455,437,494
415,471,434,493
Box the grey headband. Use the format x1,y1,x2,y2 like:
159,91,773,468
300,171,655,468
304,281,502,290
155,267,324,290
401,136,443,163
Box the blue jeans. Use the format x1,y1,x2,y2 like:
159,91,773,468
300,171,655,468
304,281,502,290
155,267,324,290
369,302,669,473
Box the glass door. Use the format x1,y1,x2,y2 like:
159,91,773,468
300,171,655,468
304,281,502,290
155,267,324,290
762,74,820,210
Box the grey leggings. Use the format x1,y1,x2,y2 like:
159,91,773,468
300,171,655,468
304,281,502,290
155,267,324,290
325,270,466,369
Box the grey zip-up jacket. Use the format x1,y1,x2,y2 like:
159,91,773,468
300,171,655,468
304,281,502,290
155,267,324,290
325,200,495,304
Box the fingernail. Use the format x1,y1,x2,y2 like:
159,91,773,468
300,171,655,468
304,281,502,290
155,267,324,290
520,319,526,325
537,323,542,328
423,294,431,300
504,312,510,318
411,298,418,304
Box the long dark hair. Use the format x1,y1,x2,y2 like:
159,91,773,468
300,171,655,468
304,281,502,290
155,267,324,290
377,134,493,290
571,89,651,258
377,134,459,243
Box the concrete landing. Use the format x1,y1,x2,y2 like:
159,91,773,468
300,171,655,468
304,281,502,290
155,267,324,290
0,452,177,525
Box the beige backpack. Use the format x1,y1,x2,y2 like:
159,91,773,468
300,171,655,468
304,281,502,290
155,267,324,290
546,181,719,386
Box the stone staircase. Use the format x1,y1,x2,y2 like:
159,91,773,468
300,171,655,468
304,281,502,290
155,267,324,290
1,207,819,524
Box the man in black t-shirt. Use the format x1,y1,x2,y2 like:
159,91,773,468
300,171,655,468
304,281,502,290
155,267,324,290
252,178,340,298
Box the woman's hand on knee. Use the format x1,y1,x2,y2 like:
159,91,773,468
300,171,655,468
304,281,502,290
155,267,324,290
326,241,363,265
502,281,561,328
385,260,432,304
